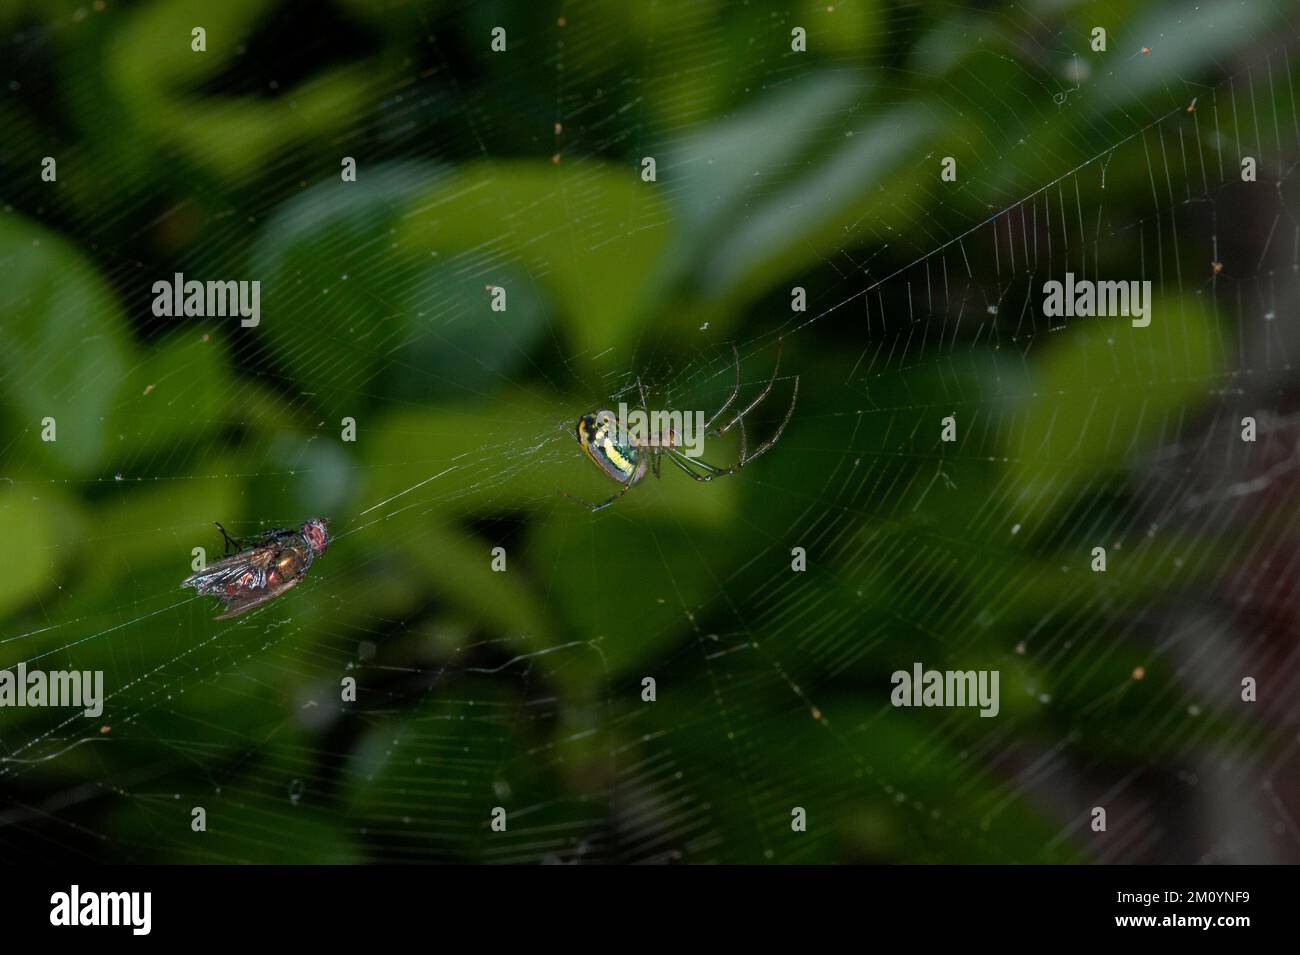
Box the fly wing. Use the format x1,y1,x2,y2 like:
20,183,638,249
182,545,279,595
213,577,301,619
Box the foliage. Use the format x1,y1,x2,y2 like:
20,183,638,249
0,0,1290,863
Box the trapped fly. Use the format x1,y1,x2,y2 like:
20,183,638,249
182,518,330,619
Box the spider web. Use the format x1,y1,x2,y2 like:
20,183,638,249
1,0,1299,864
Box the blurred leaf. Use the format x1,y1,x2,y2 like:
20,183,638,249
253,162,550,412
107,0,387,179
665,71,865,239
669,92,959,313
396,161,676,366
113,331,229,469
0,487,59,620
1087,0,1292,106
1007,294,1222,523
0,214,133,474
340,676,562,861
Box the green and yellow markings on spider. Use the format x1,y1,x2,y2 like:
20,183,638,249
577,410,647,485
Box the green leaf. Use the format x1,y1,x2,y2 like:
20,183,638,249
0,487,61,620
107,0,386,180
254,163,551,413
396,161,676,367
112,330,229,470
1007,293,1222,523
0,215,133,475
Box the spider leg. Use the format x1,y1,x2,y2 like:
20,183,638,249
669,374,799,478
666,450,723,482
652,452,663,479
634,375,652,447
588,487,631,512
709,340,784,437
558,479,637,512
667,448,741,482
214,522,242,555
737,373,799,466
702,344,742,431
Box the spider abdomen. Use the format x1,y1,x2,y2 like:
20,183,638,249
577,410,648,485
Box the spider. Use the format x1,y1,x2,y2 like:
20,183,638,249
566,341,799,511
